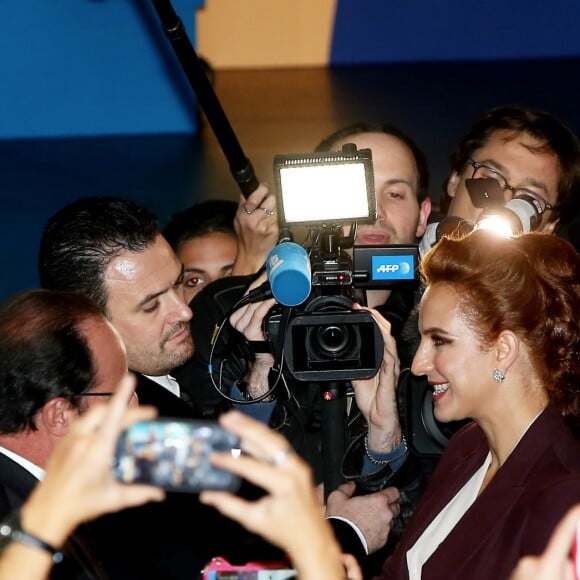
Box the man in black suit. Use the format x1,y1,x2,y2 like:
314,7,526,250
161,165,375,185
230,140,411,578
38,197,202,420
38,196,284,424
0,290,130,579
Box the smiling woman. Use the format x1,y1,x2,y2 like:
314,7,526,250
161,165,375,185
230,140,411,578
344,230,580,580
351,229,580,580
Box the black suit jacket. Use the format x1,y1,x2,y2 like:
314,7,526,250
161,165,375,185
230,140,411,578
0,453,107,580
134,373,201,419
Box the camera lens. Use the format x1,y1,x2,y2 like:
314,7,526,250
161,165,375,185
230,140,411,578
317,325,349,354
286,307,383,381
308,323,359,360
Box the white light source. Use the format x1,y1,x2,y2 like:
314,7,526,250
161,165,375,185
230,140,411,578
279,162,370,224
475,194,543,237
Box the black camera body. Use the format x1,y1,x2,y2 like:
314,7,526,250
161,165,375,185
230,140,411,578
285,303,382,383
264,234,419,382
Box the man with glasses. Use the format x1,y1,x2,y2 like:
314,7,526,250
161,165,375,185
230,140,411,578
440,104,580,234
0,288,285,579
0,289,133,579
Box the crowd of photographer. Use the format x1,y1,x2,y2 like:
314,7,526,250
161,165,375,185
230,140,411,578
0,103,579,580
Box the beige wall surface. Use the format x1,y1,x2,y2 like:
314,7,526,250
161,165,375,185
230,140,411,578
196,0,336,69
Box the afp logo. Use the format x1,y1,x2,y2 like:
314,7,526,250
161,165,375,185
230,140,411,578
371,255,415,280
376,264,400,273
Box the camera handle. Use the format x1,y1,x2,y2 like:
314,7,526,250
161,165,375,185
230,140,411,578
149,0,259,197
316,381,349,501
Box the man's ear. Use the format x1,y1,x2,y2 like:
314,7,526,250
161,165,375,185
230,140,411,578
447,171,461,199
40,397,77,437
415,197,432,238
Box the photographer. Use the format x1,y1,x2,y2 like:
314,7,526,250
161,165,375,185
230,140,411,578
177,121,432,453
314,123,431,365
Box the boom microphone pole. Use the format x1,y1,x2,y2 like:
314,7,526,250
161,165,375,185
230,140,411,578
150,0,259,197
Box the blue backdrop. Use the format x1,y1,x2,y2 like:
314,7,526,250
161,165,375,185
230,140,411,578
331,0,580,64
0,1,203,139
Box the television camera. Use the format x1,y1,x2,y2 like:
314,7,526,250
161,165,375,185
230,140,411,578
263,143,419,383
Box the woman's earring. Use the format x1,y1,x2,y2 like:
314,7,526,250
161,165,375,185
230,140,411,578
492,368,505,383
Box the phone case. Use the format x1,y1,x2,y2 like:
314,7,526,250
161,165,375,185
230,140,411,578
202,557,297,579
113,418,241,493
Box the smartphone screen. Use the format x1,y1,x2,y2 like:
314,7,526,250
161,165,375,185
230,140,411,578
113,418,242,493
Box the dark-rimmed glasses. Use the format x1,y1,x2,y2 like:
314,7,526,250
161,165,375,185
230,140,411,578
469,158,555,214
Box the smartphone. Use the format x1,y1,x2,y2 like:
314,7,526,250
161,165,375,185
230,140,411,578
113,418,242,493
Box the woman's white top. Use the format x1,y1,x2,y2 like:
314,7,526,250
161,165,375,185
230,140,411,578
406,451,492,580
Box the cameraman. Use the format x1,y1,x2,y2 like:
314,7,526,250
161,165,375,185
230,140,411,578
177,122,432,436
314,123,431,366
310,124,433,573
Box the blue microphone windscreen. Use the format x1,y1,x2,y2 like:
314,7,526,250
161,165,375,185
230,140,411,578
266,242,311,307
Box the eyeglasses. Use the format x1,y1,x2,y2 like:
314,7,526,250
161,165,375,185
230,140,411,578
469,158,555,214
